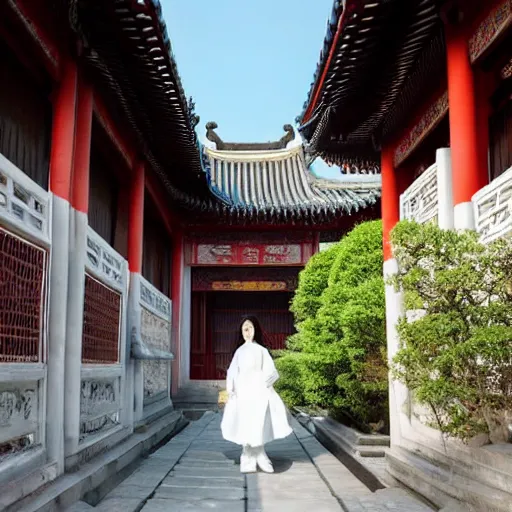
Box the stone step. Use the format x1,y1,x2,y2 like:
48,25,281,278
356,488,435,512
304,415,388,457
387,445,512,512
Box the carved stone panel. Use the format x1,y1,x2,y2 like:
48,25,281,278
85,227,126,290
0,154,50,242
400,164,438,224
141,307,171,400
80,378,120,439
0,381,39,446
473,166,512,243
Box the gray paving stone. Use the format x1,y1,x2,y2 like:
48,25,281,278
95,497,144,512
170,466,243,479
141,498,244,511
154,485,244,501
161,475,242,488
247,498,341,512
94,411,437,512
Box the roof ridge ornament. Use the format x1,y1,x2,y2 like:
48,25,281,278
205,122,295,151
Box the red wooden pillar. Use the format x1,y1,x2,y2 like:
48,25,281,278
128,161,145,273
49,60,77,201
381,144,400,262
171,231,184,394
72,81,93,213
445,22,487,229
47,58,77,473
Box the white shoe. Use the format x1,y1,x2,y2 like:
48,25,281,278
240,447,256,473
255,448,274,473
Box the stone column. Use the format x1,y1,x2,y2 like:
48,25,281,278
47,59,77,474
171,231,184,395
64,76,93,457
381,144,407,445
436,148,454,230
128,161,145,422
445,21,488,230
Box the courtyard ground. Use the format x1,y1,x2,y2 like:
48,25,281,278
79,412,435,512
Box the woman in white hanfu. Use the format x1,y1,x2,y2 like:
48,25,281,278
221,316,293,473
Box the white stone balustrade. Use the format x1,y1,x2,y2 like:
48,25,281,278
400,163,438,224
0,153,51,245
140,277,172,407
399,148,453,229
0,156,51,486
79,227,129,444
472,166,512,244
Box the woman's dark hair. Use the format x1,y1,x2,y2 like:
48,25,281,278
232,315,266,357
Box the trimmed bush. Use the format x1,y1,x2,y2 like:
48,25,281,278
276,221,388,431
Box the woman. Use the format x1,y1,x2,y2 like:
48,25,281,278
221,315,293,473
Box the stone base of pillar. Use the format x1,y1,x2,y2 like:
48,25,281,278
383,258,409,445
454,201,475,230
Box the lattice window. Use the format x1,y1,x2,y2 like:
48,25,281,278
82,274,121,364
0,228,47,362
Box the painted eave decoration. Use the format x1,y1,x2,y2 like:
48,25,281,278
298,0,444,168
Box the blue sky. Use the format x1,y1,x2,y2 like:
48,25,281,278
161,0,341,180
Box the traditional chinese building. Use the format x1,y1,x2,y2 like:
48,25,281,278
0,0,381,507
180,123,381,383
299,0,512,509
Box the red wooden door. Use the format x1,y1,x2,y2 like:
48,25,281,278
190,291,295,380
190,292,212,379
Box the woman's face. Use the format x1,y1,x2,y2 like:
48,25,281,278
241,320,255,342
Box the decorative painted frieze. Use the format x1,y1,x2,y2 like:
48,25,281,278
192,266,299,292
394,93,448,167
473,166,512,243
193,242,304,266
0,154,50,242
400,163,439,224
470,0,512,63
85,227,125,289
0,382,38,445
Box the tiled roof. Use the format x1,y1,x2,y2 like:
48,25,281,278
72,0,211,209
203,141,381,223
298,0,443,165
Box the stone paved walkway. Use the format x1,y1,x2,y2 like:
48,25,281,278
94,412,435,512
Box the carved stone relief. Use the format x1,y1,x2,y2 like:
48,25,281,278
80,378,120,439
0,166,49,238
141,307,171,399
140,281,171,320
86,229,124,287
400,165,438,224
0,382,38,455
474,167,512,243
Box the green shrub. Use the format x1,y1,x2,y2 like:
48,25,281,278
390,221,512,442
290,243,342,324
276,221,388,431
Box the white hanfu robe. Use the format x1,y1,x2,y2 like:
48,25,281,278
221,341,292,447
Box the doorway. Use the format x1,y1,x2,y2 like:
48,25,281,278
190,291,294,380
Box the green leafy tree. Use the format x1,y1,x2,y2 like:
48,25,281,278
390,221,512,442
276,221,388,431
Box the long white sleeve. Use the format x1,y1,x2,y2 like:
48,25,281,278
226,350,239,395
262,348,279,387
